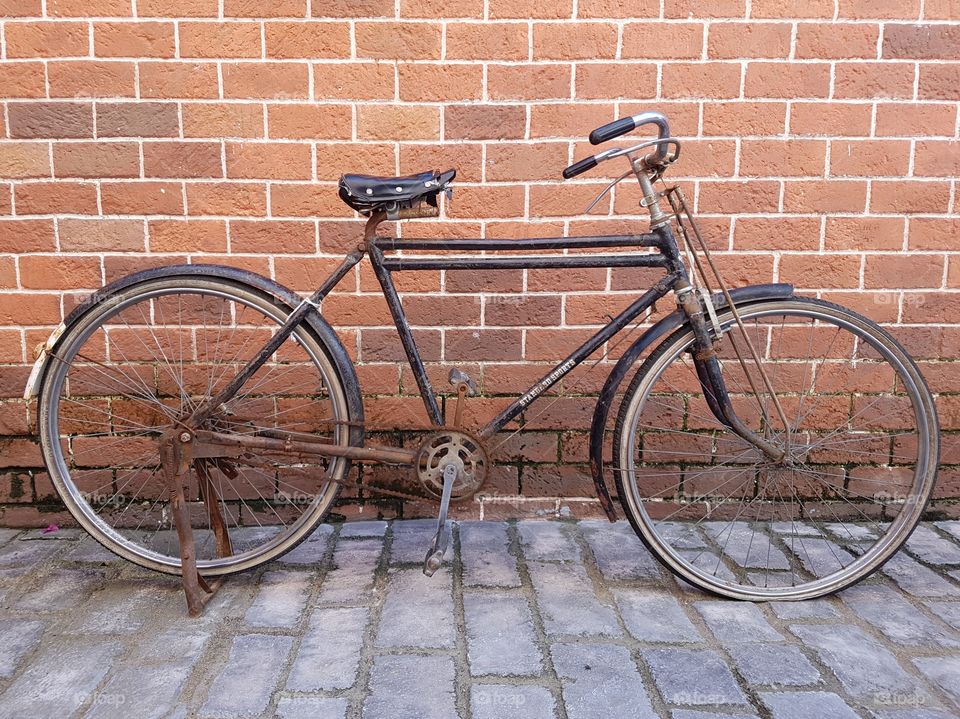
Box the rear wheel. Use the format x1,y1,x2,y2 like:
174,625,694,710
38,275,358,576
613,297,939,600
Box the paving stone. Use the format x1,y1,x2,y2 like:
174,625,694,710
924,601,960,631
0,528,19,545
376,567,455,649
613,588,702,643
872,710,960,719
770,522,821,536
14,567,104,612
21,527,83,541
912,656,960,706
824,522,879,542
580,520,664,581
73,582,155,634
656,521,710,549
129,626,212,665
280,523,334,565
202,634,293,717
464,590,542,676
390,518,441,564
761,691,860,719
0,640,123,719
642,647,749,706
672,712,757,719
906,525,960,565
694,601,783,643
704,522,790,570
83,660,192,719
789,624,926,700
276,697,348,719
935,521,960,542
552,643,658,719
460,521,521,587
883,553,958,598
245,569,311,628
471,684,556,719
0,536,63,565
519,520,580,561
675,549,738,587
362,654,456,719
65,537,121,563
788,537,857,579
0,619,44,679
769,599,840,620
287,606,369,691
727,643,821,686
317,538,383,603
841,584,960,648
527,561,620,637
339,520,387,538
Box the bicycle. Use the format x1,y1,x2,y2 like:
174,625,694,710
26,111,940,614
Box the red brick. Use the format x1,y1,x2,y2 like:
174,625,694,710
446,185,524,219
623,22,703,59
871,180,951,214
0,220,56,252
575,63,658,100
94,21,175,57
781,180,868,213
226,0,306,15
20,256,101,289
230,220,315,253
355,22,441,59
225,142,313,180
445,22,528,60
222,62,309,99
358,105,440,141
270,184,346,217
875,103,956,137
143,141,223,178
6,21,89,58
182,103,264,138
830,140,911,177
59,219,145,251
739,139,826,177
919,64,960,100
835,62,915,99
745,62,831,98
139,61,219,99
486,142,569,182
186,182,267,216
0,294,61,325
48,60,136,97
267,104,351,140
96,101,179,137
734,217,821,251
839,0,920,18
702,101,786,135
54,141,140,178
665,0,743,16
179,21,262,58
398,64,483,102
662,62,741,99
909,218,960,250
708,23,791,58
924,0,960,19
864,254,945,289
487,64,571,100
313,61,395,100
15,182,98,215
101,181,184,215
489,0,572,18
0,142,48,181
149,219,227,252
48,0,131,15
0,0,42,15
530,103,614,138
797,23,880,59
533,22,618,60
699,180,781,214
825,217,905,251
399,0,481,17
265,21,351,58
316,142,395,180
790,102,873,137
138,0,218,15
0,63,46,98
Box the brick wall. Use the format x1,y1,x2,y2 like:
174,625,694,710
0,1,958,526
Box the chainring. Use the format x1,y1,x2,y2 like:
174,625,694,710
415,430,488,502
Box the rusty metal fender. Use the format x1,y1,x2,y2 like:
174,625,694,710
24,263,365,448
588,282,795,521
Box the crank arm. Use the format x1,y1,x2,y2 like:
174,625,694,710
423,463,457,577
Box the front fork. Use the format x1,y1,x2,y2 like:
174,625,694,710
676,282,786,464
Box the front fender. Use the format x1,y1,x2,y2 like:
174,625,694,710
588,282,795,521
24,264,364,444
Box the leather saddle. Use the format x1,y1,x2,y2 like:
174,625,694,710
338,169,456,215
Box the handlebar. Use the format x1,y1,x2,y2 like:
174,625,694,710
589,111,671,161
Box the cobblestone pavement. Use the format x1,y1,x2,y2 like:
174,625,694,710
0,519,959,719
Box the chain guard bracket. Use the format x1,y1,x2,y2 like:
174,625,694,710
415,430,488,502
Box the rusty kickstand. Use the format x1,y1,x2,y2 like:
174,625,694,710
159,429,228,618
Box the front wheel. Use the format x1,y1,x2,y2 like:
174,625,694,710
613,297,939,600
38,274,360,576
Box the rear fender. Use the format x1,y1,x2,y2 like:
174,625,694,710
24,264,364,444
588,283,795,521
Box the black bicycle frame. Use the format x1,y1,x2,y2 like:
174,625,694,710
297,223,691,438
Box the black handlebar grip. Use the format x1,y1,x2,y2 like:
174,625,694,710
562,155,598,179
589,116,637,145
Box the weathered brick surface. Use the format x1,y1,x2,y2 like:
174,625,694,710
0,6,958,524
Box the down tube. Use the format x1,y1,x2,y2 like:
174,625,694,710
478,272,680,441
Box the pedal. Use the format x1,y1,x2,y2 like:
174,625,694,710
422,463,457,577
448,368,477,396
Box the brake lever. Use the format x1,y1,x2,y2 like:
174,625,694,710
581,169,634,215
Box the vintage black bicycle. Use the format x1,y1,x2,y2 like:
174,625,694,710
27,111,940,612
